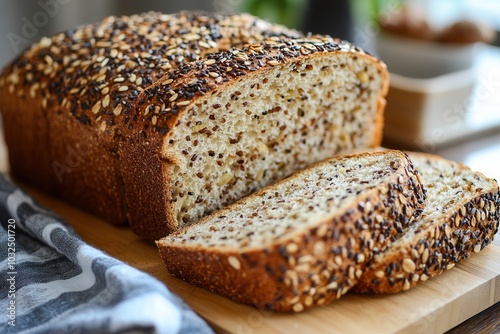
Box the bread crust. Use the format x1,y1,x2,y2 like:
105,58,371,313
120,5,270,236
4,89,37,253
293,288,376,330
0,11,388,241
354,152,500,294
157,151,425,312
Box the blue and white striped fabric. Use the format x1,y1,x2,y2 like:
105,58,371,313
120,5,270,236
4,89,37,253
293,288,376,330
0,174,213,334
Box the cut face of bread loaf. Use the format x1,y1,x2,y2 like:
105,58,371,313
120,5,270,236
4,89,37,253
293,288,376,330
157,151,425,312
354,152,500,294
0,11,388,241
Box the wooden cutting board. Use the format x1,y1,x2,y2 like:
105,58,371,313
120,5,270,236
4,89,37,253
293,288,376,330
14,184,500,334
0,136,499,333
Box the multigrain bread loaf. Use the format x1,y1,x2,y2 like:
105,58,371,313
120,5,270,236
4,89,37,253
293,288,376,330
157,151,426,312
354,152,500,294
0,11,388,241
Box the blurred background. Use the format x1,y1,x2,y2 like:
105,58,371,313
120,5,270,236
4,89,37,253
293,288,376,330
1,0,499,69
0,0,499,158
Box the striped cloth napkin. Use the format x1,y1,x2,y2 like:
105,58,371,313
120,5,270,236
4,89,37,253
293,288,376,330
0,174,213,334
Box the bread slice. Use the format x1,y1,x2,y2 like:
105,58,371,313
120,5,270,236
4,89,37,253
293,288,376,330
354,152,500,294
157,150,425,312
0,11,388,241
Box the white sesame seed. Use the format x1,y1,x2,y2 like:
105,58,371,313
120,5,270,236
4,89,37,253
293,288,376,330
286,243,298,253
228,256,241,270
101,58,109,67
199,41,210,48
268,60,280,66
118,86,129,92
204,59,216,65
113,104,123,116
292,303,304,312
162,79,173,86
326,282,338,290
151,115,158,125
99,121,106,132
102,94,110,108
92,101,102,114
169,93,178,102
402,259,416,273
113,77,125,82
176,100,190,106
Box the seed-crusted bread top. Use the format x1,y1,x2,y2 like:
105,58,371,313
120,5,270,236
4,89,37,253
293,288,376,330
354,152,500,294
157,150,426,312
0,11,386,150
0,12,297,145
0,11,389,242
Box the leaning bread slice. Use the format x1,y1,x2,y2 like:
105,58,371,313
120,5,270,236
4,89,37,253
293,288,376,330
354,152,500,294
157,150,425,312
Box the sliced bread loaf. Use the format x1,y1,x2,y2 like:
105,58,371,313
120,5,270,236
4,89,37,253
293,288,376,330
354,152,500,294
0,11,388,241
157,150,425,312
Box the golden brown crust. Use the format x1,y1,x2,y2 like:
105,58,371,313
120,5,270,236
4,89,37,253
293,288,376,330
118,137,176,238
157,151,426,312
0,11,389,240
353,152,500,294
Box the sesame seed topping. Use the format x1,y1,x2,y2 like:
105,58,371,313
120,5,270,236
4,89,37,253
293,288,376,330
113,104,123,116
228,256,241,270
176,100,191,106
3,11,365,142
102,94,110,108
169,93,178,102
292,303,304,312
92,101,102,114
402,259,416,273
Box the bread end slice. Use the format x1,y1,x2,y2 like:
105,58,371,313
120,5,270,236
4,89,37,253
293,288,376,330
354,152,500,294
157,150,425,312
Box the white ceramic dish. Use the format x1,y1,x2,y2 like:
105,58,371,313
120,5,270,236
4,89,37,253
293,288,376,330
376,32,479,78
382,44,500,151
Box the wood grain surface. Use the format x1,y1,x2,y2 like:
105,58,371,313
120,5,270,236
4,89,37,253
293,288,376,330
0,131,499,333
